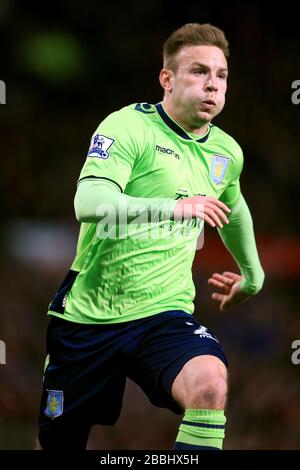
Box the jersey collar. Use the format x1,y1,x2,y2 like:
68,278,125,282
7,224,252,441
155,102,211,143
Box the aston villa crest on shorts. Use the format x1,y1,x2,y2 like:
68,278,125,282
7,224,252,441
87,134,115,159
44,390,64,420
211,154,230,185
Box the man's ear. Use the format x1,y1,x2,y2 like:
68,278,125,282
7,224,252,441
159,68,174,93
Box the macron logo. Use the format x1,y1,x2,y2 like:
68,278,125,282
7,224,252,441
156,145,180,160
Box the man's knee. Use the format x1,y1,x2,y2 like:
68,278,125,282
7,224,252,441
171,355,228,410
35,438,43,450
190,375,227,409
38,421,90,450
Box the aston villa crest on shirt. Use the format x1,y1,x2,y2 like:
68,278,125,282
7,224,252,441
211,154,230,185
87,134,115,159
44,390,64,420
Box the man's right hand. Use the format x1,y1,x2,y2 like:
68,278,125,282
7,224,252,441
173,195,231,228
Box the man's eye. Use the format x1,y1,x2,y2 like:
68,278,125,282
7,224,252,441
193,70,205,74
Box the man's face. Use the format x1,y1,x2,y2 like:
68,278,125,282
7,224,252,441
163,45,228,128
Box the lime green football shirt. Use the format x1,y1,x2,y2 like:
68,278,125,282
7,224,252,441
49,102,243,324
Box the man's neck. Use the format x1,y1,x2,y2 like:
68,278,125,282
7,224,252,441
162,100,210,136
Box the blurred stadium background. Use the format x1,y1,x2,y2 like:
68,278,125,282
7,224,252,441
0,0,299,449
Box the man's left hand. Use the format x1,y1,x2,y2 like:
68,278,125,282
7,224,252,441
207,271,249,311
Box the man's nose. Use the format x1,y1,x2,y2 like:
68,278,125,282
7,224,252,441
205,75,218,92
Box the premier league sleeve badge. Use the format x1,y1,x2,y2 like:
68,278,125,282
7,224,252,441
87,134,115,159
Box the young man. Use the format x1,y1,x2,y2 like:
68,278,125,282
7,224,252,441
38,23,264,450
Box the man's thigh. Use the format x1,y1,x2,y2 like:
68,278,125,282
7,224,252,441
38,316,130,448
127,311,228,414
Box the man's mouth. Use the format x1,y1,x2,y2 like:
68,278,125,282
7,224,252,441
201,99,216,107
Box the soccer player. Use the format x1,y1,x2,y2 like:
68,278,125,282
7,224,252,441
38,23,264,450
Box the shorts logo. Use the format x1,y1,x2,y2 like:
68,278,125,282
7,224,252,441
193,325,219,343
44,390,64,420
211,154,230,185
87,134,114,159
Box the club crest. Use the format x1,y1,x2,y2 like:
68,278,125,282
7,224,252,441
44,390,64,420
211,154,230,185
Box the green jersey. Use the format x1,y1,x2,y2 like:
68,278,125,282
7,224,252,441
49,102,243,324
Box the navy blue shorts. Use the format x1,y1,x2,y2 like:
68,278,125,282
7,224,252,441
38,310,228,449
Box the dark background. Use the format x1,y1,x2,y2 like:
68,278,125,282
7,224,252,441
0,0,299,449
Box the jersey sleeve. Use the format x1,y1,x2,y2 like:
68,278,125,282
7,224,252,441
217,194,265,295
78,107,145,192
220,178,241,208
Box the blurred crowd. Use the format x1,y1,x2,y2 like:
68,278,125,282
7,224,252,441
0,1,299,449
